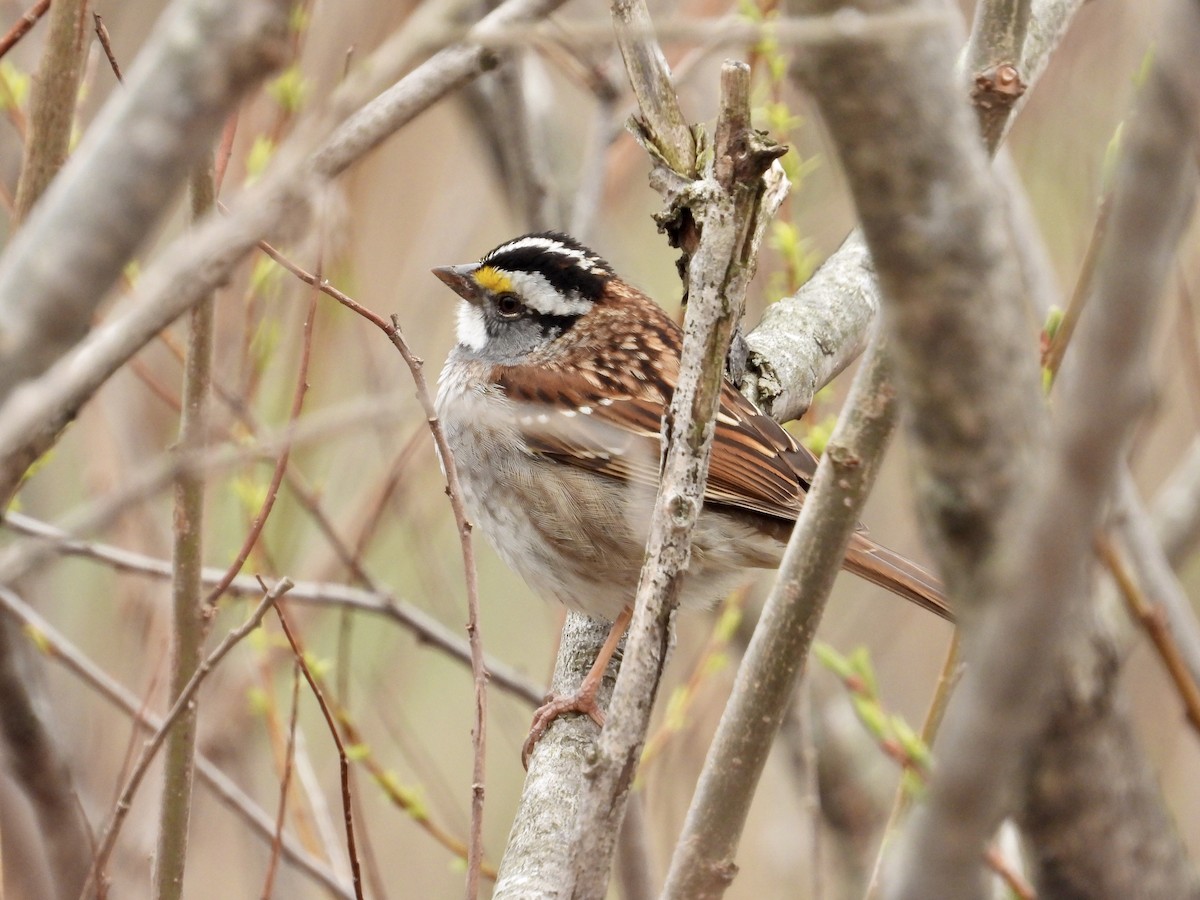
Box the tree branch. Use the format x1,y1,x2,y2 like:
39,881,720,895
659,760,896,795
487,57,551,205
85,578,294,898
0,582,354,899
661,336,900,899
882,0,1200,893
154,150,221,900
0,511,543,707
12,0,88,222
742,0,1086,422
610,0,697,178
0,0,571,506
560,61,787,899
493,615,616,897
0,0,290,410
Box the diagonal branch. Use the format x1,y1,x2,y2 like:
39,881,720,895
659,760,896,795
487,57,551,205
610,0,697,177
1,510,543,707
0,0,291,410
83,578,295,898
661,336,901,899
742,0,1087,422
0,584,354,898
0,0,571,507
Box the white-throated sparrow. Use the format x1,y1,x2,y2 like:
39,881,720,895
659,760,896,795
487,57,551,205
433,232,949,760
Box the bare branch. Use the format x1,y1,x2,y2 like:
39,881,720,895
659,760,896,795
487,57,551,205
610,0,697,177
84,578,295,898
0,0,572,505
382,313,489,900
0,582,353,898
743,0,1086,422
273,603,366,900
781,0,1045,892
562,61,787,899
742,232,877,420
0,0,51,62
0,608,91,899
0,0,290,405
661,337,901,899
154,152,222,900
0,511,544,707
493,615,616,897
1112,472,1200,701
884,0,1200,892
1154,437,1200,567
13,0,89,222
965,0,1031,149
1097,533,1200,737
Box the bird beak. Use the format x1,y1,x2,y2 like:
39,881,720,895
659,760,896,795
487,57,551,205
432,263,484,305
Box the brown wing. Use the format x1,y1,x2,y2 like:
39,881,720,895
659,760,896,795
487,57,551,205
708,380,815,519
494,345,816,523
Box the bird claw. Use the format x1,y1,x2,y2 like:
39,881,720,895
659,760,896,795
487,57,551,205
521,691,605,769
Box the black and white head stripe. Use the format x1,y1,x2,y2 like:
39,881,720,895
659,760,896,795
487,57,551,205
481,232,614,306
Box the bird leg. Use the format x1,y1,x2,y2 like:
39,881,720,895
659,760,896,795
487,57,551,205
522,605,633,768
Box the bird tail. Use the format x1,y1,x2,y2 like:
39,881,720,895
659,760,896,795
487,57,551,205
843,533,953,622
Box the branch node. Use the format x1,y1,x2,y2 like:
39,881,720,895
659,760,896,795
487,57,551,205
971,62,1027,112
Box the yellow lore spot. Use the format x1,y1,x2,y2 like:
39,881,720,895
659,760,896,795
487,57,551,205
473,266,513,295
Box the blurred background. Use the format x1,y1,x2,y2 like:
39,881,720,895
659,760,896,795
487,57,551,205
1,0,1196,896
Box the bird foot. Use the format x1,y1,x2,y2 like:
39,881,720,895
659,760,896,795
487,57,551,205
521,691,605,769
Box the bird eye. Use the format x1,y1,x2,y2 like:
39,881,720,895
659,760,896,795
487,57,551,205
494,293,524,318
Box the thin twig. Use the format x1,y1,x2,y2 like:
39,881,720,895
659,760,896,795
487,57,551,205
1096,535,1200,736
308,675,494,874
1042,188,1113,384
0,395,409,588
262,662,301,900
384,313,489,899
0,0,570,504
83,578,296,899
0,583,352,898
265,240,489,892
92,13,122,81
273,604,366,900
637,588,747,779
153,325,394,594
983,846,1036,900
0,0,50,61
205,289,318,605
262,249,489,893
0,511,544,706
1112,472,1200,693
866,632,963,898
823,642,1032,900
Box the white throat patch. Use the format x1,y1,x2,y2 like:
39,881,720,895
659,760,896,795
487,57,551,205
456,302,488,351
